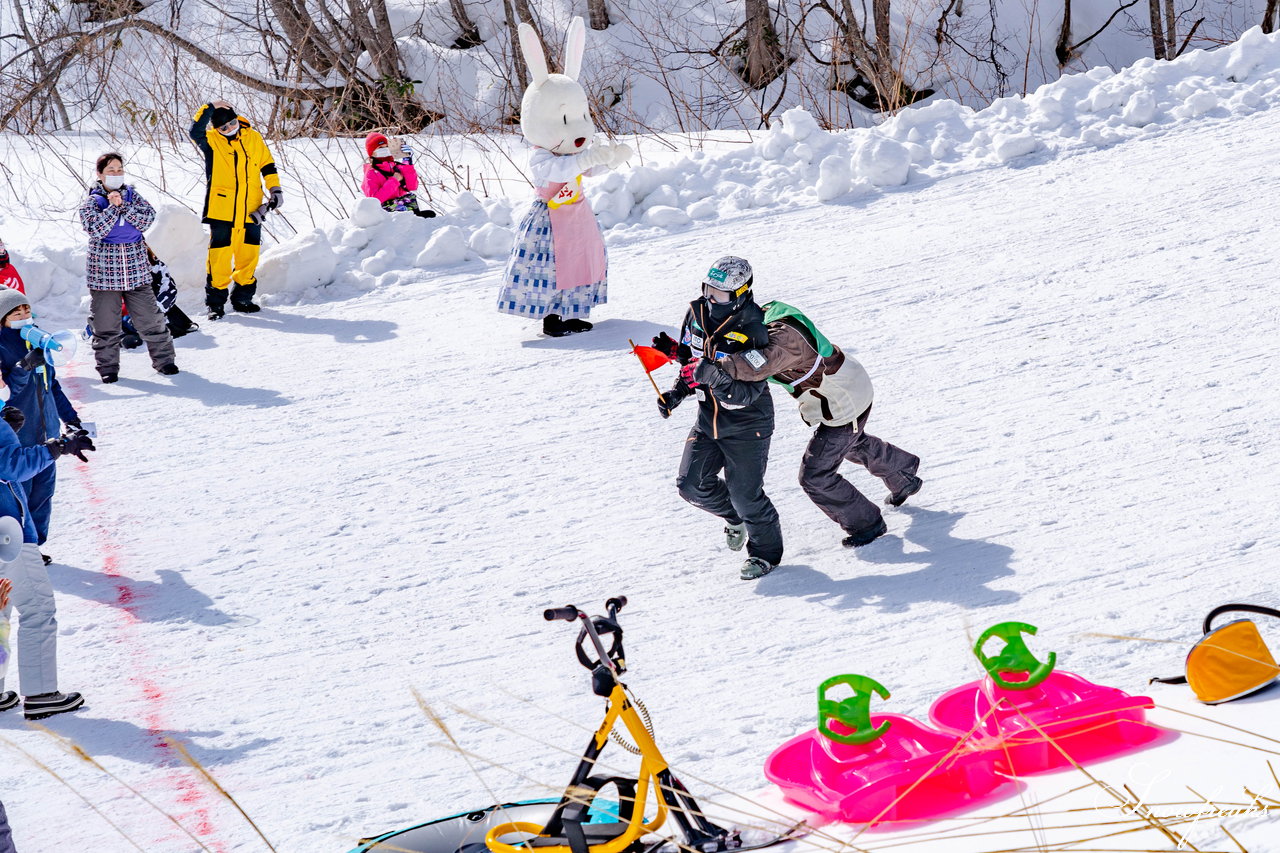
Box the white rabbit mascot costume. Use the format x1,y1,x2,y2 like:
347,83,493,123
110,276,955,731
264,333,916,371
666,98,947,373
497,17,632,337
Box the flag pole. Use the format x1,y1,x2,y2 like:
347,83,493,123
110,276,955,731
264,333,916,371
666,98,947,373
629,338,663,397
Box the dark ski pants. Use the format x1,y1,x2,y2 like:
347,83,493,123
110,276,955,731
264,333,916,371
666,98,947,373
677,429,784,565
21,464,55,546
801,408,919,536
0,798,15,853
90,287,176,374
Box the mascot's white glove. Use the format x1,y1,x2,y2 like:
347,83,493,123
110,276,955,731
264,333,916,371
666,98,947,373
576,144,615,170
609,143,634,169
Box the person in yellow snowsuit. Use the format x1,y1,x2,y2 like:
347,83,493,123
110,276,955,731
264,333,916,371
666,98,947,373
189,100,283,319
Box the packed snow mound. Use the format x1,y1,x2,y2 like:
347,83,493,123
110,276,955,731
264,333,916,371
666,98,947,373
8,26,1280,321
251,27,1280,294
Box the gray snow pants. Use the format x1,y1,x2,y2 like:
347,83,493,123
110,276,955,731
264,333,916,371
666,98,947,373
800,407,919,536
0,544,58,696
90,286,176,376
0,799,15,853
677,430,784,565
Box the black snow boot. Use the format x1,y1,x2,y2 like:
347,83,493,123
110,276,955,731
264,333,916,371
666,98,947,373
563,317,593,333
230,282,261,313
542,314,570,337
842,517,887,548
23,691,84,721
885,475,923,507
0,691,18,712
206,283,228,320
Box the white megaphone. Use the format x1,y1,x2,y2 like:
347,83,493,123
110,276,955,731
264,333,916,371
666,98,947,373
19,324,79,368
0,515,23,563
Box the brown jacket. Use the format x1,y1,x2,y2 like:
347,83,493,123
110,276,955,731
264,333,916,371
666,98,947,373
719,319,873,427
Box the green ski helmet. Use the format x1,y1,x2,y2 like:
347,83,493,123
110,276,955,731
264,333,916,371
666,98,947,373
702,256,754,316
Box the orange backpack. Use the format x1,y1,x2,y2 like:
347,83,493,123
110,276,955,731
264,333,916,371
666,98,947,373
1151,604,1280,704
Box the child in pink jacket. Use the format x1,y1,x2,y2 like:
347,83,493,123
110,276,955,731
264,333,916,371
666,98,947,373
361,133,436,218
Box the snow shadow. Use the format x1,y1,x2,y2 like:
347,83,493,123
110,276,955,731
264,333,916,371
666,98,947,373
50,565,250,626
756,506,1019,612
226,311,399,343
0,712,276,768
90,372,291,408
521,318,668,351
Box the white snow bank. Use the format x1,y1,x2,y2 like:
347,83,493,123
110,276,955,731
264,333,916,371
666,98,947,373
8,27,1280,319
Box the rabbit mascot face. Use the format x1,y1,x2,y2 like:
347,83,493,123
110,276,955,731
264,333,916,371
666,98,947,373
496,16,633,337
518,18,596,155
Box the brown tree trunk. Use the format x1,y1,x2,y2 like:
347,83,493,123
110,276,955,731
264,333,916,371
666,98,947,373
587,0,610,30
448,0,483,47
1055,0,1073,65
268,0,339,74
10,0,72,129
502,0,529,100
1162,0,1177,57
743,0,785,89
873,0,891,78
1148,0,1166,59
1265,0,1279,33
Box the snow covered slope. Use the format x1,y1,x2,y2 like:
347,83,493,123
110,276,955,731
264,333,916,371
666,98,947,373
3,30,1280,853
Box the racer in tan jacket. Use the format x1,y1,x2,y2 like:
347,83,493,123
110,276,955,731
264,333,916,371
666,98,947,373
702,300,921,548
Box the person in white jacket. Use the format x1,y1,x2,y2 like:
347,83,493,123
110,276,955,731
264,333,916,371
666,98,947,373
702,299,921,548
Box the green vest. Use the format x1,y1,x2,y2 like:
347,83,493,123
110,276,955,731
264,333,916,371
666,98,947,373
761,301,833,393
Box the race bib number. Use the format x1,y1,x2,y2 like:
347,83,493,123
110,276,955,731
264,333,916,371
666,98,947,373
547,176,585,209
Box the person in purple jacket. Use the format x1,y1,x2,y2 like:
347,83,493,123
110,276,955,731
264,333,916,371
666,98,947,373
79,152,177,383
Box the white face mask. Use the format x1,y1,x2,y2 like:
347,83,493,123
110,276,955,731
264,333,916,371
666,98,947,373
6,318,33,329
373,146,392,158
104,174,126,190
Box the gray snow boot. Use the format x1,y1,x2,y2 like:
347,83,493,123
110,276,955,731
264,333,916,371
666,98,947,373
725,522,746,551
740,556,776,580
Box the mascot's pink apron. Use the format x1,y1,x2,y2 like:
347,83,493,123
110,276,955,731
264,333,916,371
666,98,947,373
539,176,606,291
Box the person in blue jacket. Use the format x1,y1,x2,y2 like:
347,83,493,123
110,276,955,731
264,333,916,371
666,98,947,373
0,403,93,720
0,288,84,563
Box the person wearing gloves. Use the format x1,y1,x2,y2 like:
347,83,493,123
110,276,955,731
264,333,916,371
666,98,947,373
652,256,784,581
189,99,282,319
79,153,178,382
361,133,436,217
497,18,633,337
693,298,921,549
0,399,94,721
0,289,90,562
0,237,25,293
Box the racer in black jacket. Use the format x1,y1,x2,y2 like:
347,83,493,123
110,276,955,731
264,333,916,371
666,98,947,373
654,256,783,580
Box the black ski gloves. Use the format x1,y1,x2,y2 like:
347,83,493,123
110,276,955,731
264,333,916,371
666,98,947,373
17,348,44,372
46,432,95,463
692,358,731,390
651,332,692,364
657,391,683,419
1,406,24,432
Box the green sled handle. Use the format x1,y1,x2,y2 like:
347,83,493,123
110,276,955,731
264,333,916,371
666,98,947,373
974,621,1057,690
817,674,892,745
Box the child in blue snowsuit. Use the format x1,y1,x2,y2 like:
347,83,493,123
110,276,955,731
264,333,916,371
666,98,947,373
0,289,83,561
0,404,92,720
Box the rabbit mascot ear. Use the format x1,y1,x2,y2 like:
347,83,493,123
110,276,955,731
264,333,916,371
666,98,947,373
562,16,585,81
518,22,549,87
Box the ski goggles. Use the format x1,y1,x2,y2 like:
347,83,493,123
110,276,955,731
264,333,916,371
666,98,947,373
703,281,749,303
1151,603,1280,704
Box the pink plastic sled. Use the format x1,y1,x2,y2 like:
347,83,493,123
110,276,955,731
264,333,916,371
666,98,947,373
765,675,1011,824
928,668,1165,777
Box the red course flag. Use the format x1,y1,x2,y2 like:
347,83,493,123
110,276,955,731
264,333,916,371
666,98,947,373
631,344,673,374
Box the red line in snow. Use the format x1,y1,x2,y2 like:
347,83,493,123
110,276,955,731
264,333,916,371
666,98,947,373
60,366,228,851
